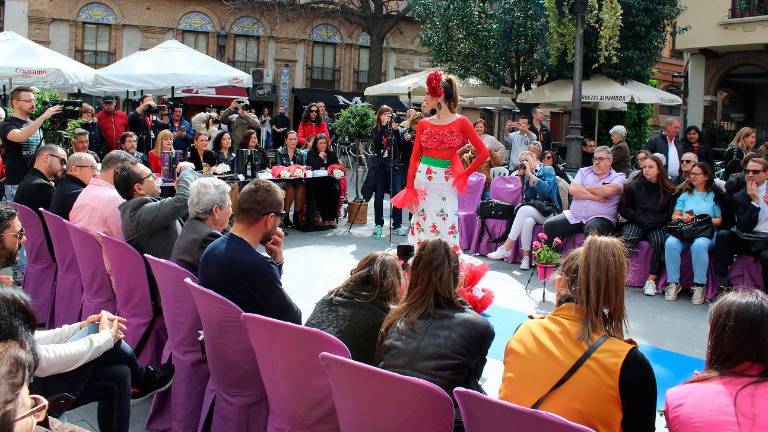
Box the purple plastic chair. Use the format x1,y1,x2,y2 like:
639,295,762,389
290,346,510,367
99,233,166,365
40,209,83,327
319,352,455,432
458,172,486,250
728,256,765,291
489,175,523,204
185,279,268,432
657,250,719,301
11,203,56,327
559,233,585,257
65,222,115,319
469,176,523,256
625,241,653,287
144,257,207,432
453,388,593,432
240,313,351,432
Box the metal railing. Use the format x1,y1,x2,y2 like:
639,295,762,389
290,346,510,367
75,48,114,67
306,66,340,90
729,0,768,18
353,69,369,92
229,60,262,73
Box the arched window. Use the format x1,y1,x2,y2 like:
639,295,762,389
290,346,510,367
355,32,371,91
76,3,117,66
230,17,265,72
308,24,342,89
178,12,214,54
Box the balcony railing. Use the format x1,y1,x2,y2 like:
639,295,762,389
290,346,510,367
229,59,262,73
75,48,115,67
353,69,369,92
306,66,340,90
729,0,768,19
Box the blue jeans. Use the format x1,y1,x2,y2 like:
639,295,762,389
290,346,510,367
664,235,713,285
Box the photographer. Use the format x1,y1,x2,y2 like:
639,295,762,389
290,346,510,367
220,99,260,151
362,106,404,238
127,94,169,154
191,110,220,139
0,86,62,201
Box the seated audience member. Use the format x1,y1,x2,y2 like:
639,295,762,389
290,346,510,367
241,129,270,168
664,162,724,305
171,177,232,276
725,151,762,199
627,150,651,182
187,132,217,172
199,179,301,323
459,119,503,194
619,155,675,296
473,118,506,163
500,236,656,431
66,128,101,163
148,130,174,174
488,151,561,269
672,152,698,186
528,140,543,161
505,117,536,167
723,127,757,181
212,131,236,167
0,288,173,432
275,131,307,227
114,159,197,259
306,134,341,228
681,125,713,167
543,146,625,242
609,125,632,176
305,252,402,365
0,339,42,432
665,290,768,430
543,150,570,184
119,131,147,166
71,150,135,239
379,238,495,423
715,158,768,292
14,145,67,213
49,152,98,219
581,138,596,168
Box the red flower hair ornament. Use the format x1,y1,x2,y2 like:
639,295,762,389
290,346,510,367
426,70,445,99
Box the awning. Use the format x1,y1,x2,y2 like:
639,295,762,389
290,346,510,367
177,86,248,106
292,88,407,112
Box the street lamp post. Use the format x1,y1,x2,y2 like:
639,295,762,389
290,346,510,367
565,0,588,171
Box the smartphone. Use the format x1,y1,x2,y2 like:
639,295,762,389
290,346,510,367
47,393,76,415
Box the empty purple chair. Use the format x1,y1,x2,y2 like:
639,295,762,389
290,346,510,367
11,203,56,327
625,241,653,287
469,176,523,256
458,172,486,250
241,313,351,432
728,256,765,291
99,233,166,365
145,257,208,432
319,352,454,432
40,209,83,327
657,250,719,301
186,279,268,432
453,388,593,432
65,222,115,319
489,175,523,204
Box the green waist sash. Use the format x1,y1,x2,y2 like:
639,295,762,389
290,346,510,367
420,156,451,168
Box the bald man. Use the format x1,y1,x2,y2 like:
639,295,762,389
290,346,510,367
49,152,98,219
672,152,698,186
14,144,68,213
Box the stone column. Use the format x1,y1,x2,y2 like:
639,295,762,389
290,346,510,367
686,53,706,128
5,0,29,37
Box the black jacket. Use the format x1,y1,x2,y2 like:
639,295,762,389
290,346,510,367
306,149,339,170
645,133,682,170
14,168,55,214
619,177,674,231
305,287,390,366
128,111,169,154
170,217,222,276
187,149,218,171
80,119,106,158
731,188,761,233
362,126,403,201
275,147,306,167
530,121,552,151
611,141,632,177
49,174,87,220
681,141,714,167
725,172,746,199
378,306,495,401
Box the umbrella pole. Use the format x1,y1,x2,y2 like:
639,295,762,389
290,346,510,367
595,106,599,142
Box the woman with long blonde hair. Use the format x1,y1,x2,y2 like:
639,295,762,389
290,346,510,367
148,129,174,174
724,127,758,179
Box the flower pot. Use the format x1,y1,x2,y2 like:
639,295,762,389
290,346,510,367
536,263,557,281
347,201,368,224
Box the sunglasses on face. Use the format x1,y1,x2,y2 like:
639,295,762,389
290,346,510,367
309,110,318,113
261,210,287,218
745,169,766,175
46,154,66,166
681,159,696,164
1,227,25,240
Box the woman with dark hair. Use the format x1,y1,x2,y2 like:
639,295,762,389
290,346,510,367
306,134,341,228
0,288,173,432
276,131,307,227
297,103,330,148
211,131,236,167
542,150,570,184
681,125,713,167
665,290,768,430
664,162,724,305
620,154,675,296
186,131,218,172
627,150,652,182
379,238,494,426
306,252,402,365
500,236,657,432
238,129,269,172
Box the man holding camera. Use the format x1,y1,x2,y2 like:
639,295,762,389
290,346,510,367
95,95,128,153
220,99,260,150
505,116,536,169
0,86,63,201
128,94,169,154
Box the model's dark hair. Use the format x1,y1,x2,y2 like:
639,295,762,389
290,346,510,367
327,252,402,306
442,76,459,113
113,159,143,200
211,131,231,153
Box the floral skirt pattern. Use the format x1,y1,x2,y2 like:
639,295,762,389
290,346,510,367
408,163,460,253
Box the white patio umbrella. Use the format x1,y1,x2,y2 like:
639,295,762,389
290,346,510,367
364,69,512,100
88,39,252,94
0,31,95,90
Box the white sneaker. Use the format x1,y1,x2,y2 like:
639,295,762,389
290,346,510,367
664,283,681,301
691,285,705,305
642,280,657,296
519,256,530,270
487,246,511,260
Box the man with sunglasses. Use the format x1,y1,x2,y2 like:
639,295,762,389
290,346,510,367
671,152,698,186
0,86,63,201
14,145,68,215
49,153,98,219
715,158,768,293
0,203,26,270
199,179,301,324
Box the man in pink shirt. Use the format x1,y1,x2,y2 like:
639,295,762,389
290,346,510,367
71,150,136,239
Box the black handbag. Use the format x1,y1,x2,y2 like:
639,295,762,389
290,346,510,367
732,228,768,253
666,214,714,241
477,199,517,243
515,199,559,218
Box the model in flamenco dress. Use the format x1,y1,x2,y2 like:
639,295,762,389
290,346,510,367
392,71,489,253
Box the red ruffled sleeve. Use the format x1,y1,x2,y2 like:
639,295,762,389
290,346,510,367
391,187,426,212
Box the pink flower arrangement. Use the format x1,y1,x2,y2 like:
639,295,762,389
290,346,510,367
532,235,562,265
287,164,306,178
327,163,346,179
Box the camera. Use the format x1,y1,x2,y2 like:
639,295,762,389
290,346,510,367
43,99,83,120
390,113,403,124
238,100,251,111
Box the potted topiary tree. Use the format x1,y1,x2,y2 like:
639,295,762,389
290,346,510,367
332,103,376,224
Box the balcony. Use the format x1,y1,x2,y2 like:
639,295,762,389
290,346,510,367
353,69,369,92
75,48,115,68
306,66,340,90
229,60,262,73
729,0,768,19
